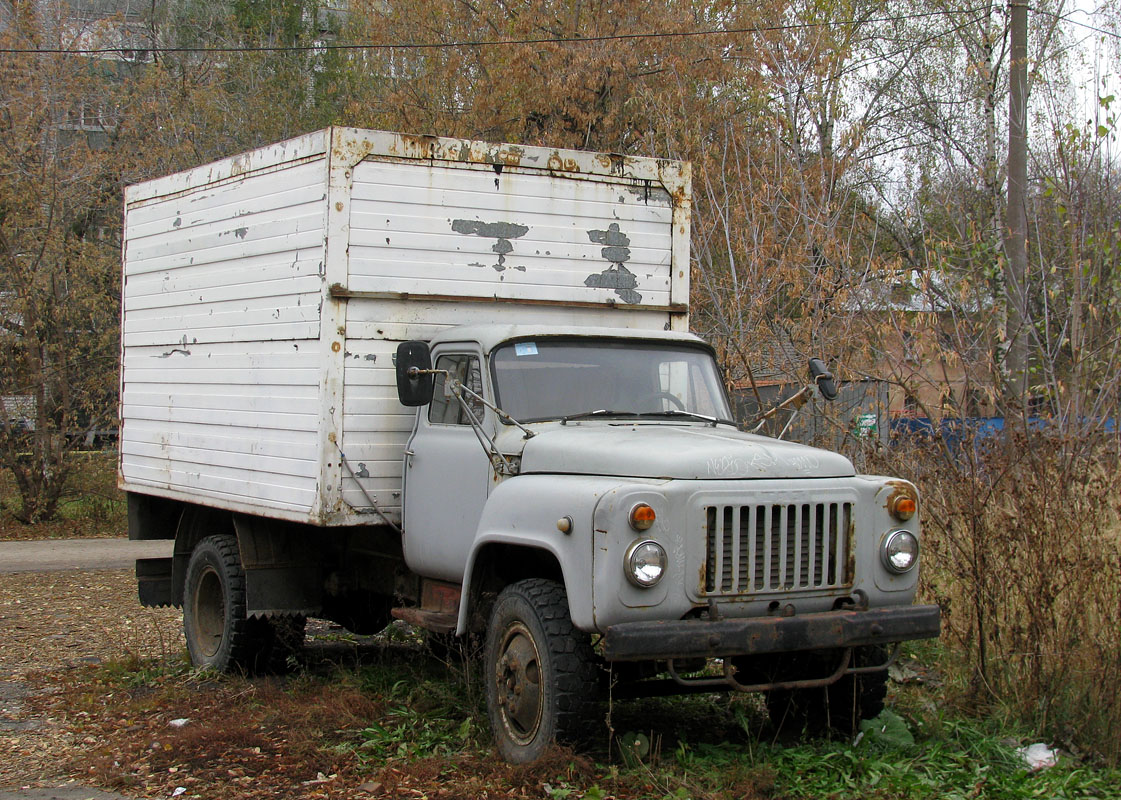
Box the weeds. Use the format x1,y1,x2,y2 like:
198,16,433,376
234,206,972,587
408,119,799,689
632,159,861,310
871,428,1121,765
354,678,477,760
744,713,1121,799
0,449,124,538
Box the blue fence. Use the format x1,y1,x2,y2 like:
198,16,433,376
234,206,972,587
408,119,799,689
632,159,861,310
890,417,1117,449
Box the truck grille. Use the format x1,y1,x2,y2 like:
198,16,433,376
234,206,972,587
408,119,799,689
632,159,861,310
703,502,853,595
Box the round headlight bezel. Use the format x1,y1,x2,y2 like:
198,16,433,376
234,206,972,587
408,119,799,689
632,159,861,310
881,529,920,573
625,539,667,587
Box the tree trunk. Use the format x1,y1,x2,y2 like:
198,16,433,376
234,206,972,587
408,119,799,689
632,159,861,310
1003,0,1030,413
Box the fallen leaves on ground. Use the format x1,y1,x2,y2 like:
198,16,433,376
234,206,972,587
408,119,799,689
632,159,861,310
0,569,772,800
0,569,182,787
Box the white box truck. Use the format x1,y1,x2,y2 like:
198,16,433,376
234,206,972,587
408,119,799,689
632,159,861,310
121,127,939,763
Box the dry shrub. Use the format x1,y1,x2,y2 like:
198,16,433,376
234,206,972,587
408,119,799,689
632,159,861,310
872,426,1121,764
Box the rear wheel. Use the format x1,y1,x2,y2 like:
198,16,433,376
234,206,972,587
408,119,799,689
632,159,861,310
183,534,305,673
484,579,599,764
183,534,256,672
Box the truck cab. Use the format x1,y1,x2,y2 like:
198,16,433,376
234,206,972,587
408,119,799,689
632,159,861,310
394,324,940,762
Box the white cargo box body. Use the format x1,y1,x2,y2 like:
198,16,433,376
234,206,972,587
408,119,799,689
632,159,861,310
120,128,691,526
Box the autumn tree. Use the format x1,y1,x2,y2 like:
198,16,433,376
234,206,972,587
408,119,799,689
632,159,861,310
0,1,132,521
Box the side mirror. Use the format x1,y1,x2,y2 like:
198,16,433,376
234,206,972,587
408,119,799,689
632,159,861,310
808,358,838,402
395,341,434,407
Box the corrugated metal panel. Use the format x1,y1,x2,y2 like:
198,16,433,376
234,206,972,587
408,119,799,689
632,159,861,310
346,160,674,308
120,454,319,513
120,137,328,524
122,159,327,347
344,298,674,342
338,336,411,517
123,130,329,205
119,340,323,515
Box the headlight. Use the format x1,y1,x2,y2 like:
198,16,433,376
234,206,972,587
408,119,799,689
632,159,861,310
625,539,666,587
881,530,919,573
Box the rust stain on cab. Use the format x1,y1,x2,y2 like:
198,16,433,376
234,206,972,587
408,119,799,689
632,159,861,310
884,480,918,513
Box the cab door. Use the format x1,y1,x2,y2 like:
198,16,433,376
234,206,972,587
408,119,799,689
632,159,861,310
401,348,493,581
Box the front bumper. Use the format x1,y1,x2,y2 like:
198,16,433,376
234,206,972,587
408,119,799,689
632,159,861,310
602,604,941,661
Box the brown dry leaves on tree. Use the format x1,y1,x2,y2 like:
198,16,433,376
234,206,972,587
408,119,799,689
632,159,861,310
0,10,125,523
338,0,734,152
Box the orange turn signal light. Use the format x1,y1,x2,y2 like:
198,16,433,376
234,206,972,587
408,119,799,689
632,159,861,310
890,495,917,521
629,503,656,531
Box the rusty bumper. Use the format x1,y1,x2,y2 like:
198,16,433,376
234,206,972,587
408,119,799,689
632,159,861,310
602,604,941,662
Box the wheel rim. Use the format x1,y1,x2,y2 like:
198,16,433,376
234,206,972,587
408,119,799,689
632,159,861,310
494,622,544,745
190,565,225,659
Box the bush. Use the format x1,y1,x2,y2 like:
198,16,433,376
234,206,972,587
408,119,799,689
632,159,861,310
870,427,1121,764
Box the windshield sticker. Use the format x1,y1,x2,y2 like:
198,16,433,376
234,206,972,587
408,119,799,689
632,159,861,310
515,342,538,357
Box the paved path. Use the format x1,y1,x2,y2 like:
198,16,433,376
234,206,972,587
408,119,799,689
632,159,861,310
0,539,173,574
0,789,132,800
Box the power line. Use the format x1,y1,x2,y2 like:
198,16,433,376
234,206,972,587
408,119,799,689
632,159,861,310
0,6,996,56
1029,5,1121,41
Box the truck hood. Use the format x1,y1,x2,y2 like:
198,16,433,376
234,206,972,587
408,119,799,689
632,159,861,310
516,423,855,480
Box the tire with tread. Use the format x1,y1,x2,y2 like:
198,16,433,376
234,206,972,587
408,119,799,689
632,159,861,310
484,579,599,764
183,534,257,672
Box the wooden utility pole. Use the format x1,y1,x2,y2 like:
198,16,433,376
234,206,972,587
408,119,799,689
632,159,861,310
1004,0,1030,412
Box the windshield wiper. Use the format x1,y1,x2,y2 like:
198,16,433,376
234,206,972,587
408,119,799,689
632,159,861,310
560,409,738,428
635,410,739,428
560,410,643,424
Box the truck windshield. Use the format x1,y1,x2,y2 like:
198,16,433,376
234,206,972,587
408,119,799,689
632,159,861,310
491,339,733,423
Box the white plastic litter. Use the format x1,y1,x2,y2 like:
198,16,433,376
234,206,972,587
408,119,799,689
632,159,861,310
1017,742,1058,771
168,718,189,728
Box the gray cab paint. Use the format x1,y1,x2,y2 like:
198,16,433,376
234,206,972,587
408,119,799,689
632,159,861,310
519,424,855,481
423,324,921,639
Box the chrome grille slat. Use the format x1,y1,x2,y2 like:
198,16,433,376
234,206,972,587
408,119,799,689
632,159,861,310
703,501,853,595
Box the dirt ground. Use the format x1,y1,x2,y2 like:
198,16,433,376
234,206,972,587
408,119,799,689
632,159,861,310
0,570,450,800
0,570,183,788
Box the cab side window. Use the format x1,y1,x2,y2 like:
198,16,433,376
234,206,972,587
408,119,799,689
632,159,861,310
429,354,485,425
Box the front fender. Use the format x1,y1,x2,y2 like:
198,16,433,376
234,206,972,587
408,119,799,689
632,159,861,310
456,474,626,634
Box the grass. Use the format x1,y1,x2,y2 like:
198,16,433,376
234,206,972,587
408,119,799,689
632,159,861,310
0,449,125,539
38,634,1121,800
739,719,1120,799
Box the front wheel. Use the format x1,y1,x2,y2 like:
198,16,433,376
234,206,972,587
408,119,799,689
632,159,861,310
484,579,599,764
